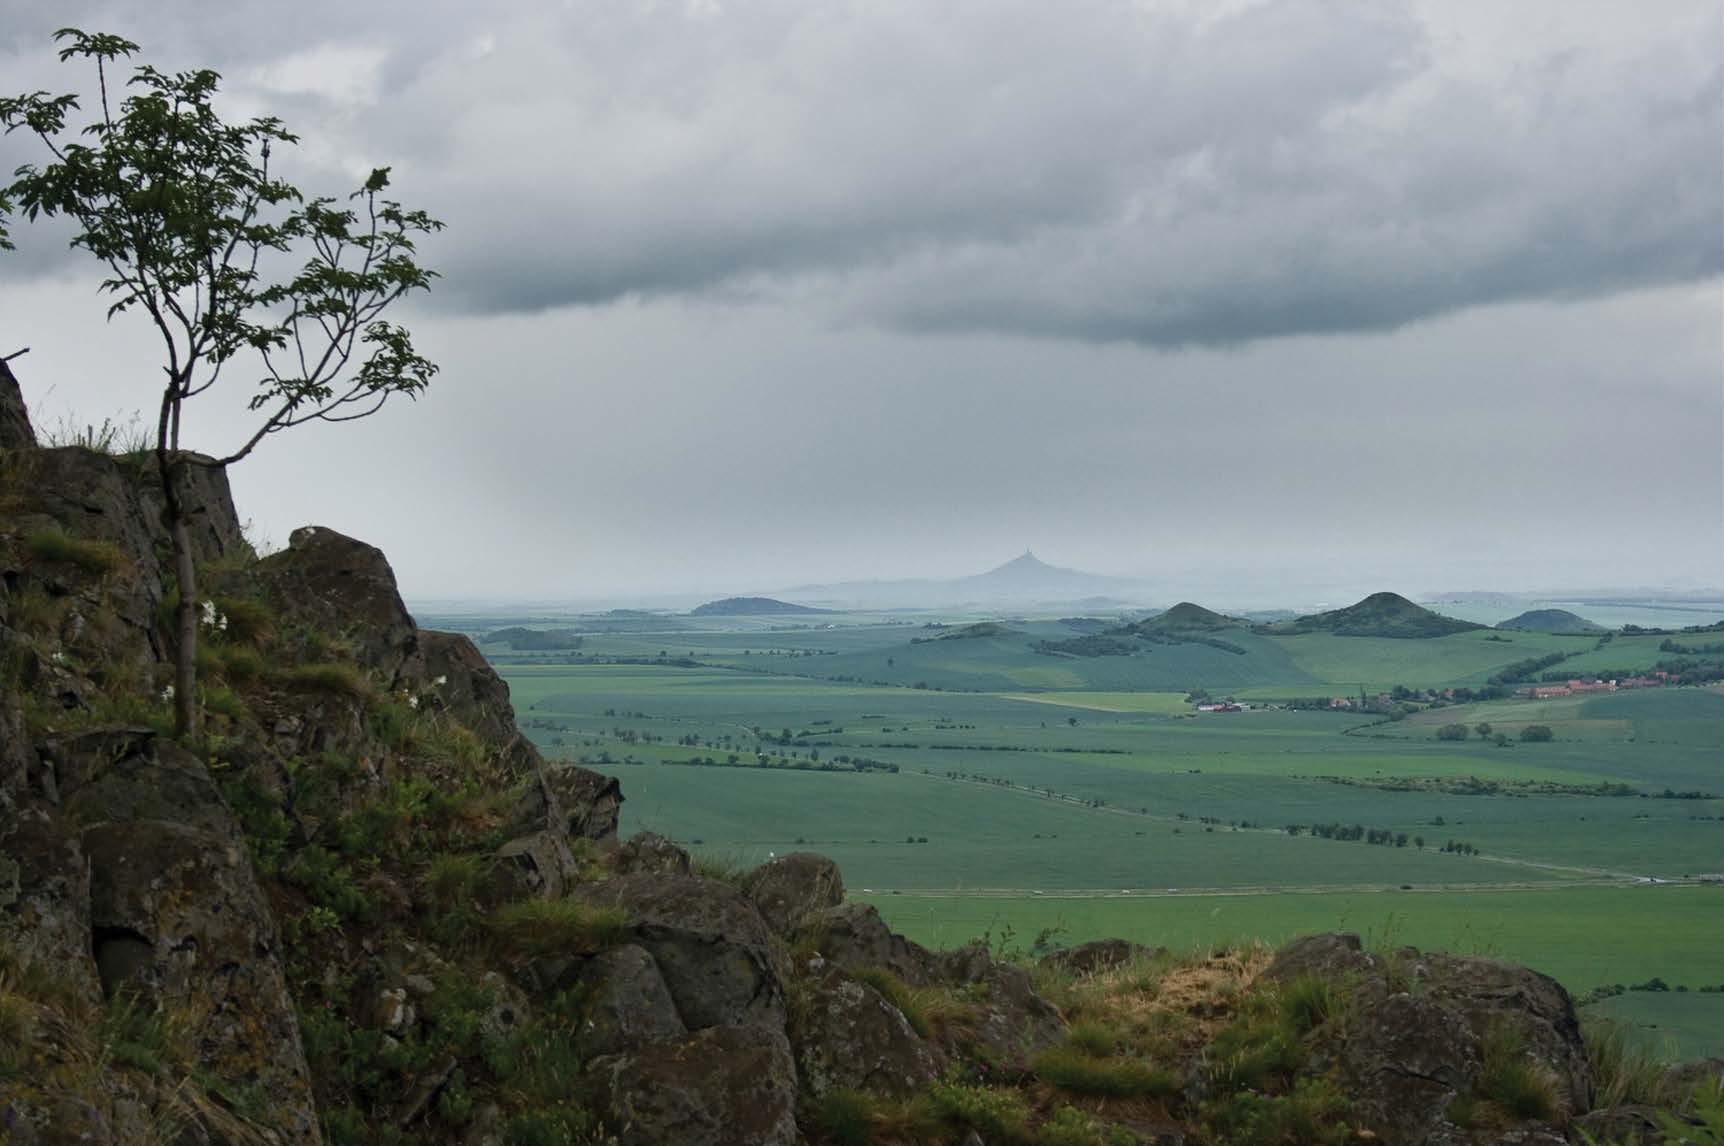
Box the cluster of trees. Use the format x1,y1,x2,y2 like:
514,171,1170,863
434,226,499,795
663,753,897,774
1541,657,1723,685
1434,721,1551,743
1287,823,1417,848
1659,638,1724,655
1579,979,1724,1005
1489,652,1575,686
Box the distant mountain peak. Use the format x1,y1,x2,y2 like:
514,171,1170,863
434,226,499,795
991,549,1051,571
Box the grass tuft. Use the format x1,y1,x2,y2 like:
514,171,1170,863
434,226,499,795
1279,974,1336,1034
278,662,372,700
1479,1025,1557,1121
1033,1044,1180,1100
24,527,126,576
488,897,627,958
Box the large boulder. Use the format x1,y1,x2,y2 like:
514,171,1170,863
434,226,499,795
815,902,942,987
413,629,528,751
1042,937,1162,976
567,944,687,1059
614,832,691,877
743,852,844,937
581,873,786,1031
936,944,1067,1073
583,1023,799,1146
1411,949,1593,1118
250,526,420,684
791,970,942,1099
508,765,622,847
1264,934,1592,1144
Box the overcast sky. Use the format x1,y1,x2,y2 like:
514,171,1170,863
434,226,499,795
2,1,1719,604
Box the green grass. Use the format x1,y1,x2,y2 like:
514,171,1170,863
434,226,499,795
1585,993,1724,1061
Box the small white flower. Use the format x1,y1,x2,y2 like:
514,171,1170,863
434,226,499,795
51,650,66,665
160,684,175,702
433,675,447,687
407,695,419,709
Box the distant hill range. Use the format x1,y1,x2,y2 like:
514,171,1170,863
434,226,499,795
1497,609,1606,635
782,550,1151,609
690,596,832,617
1271,592,1484,639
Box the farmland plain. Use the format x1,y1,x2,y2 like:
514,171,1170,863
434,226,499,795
458,606,1724,1057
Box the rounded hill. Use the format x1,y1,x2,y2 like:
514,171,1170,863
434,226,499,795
1275,592,1484,639
1497,609,1606,635
689,596,832,617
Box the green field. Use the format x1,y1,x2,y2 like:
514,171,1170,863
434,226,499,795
1587,992,1724,1060
478,607,1724,1060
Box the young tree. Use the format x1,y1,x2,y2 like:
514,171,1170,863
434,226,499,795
1,29,442,738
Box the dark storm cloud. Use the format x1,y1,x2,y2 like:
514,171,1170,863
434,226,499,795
3,1,1718,348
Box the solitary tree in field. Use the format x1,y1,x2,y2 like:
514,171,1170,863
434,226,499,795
1,29,442,738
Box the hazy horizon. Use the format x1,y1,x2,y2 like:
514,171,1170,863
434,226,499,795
3,1,1719,600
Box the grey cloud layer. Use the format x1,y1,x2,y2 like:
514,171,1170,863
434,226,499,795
3,1,1718,346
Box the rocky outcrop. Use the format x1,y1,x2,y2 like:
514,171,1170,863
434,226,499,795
250,525,422,685
4,727,319,1143
938,942,1067,1072
1264,933,1595,1144
582,873,788,1031
817,901,943,987
0,356,35,449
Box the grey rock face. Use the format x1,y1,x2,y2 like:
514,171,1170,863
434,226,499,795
614,831,691,877
251,525,421,685
743,852,844,937
0,356,35,449
1263,933,1593,1145
815,902,942,987
790,971,941,1099
584,1023,799,1146
569,944,688,1058
582,873,786,1031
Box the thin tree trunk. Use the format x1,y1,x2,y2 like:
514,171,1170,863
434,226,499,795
159,451,200,740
